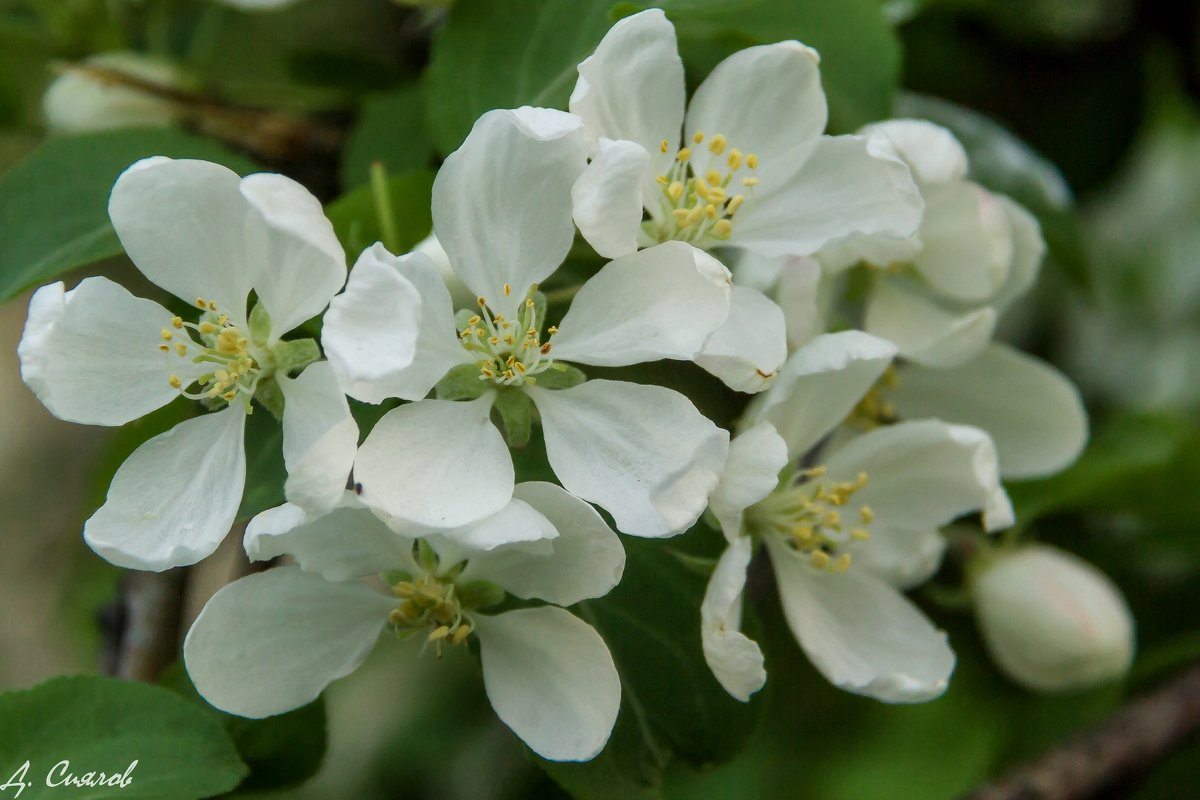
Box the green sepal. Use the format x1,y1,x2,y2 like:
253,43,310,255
417,540,438,572
454,308,476,330
379,570,412,587
273,338,321,376
531,288,548,329
493,388,533,448
457,580,506,611
435,363,490,400
248,301,272,345
254,376,285,420
532,363,587,390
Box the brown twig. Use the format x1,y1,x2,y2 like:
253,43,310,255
98,569,188,682
959,662,1200,800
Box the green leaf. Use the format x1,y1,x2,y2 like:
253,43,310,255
325,169,435,261
160,664,328,793
341,83,434,189
423,0,618,155
0,675,247,800
629,0,901,132
0,128,258,304
895,92,1089,287
538,536,761,794
238,405,285,521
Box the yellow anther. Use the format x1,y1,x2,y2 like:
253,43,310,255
525,297,535,308
659,139,670,153
708,134,727,154
547,325,558,335
823,510,841,528
514,362,527,374
746,153,758,169
540,342,552,354
676,147,692,162
667,181,685,201
222,390,236,401
477,296,487,307
809,550,831,570
195,297,207,308
503,334,515,345
207,301,217,311
713,219,733,237
692,131,704,144
199,321,218,334
672,208,693,227
488,336,500,346
743,176,760,187
803,466,827,478
859,506,874,524
503,283,512,296
171,316,183,329
694,177,712,200
218,314,228,326
159,344,170,353
832,553,853,573
428,626,451,642
706,186,728,203
656,175,669,185
794,525,815,542
851,528,871,541
705,169,722,185
467,315,481,325
687,204,707,226
451,625,471,645
474,328,485,337
727,194,745,215
160,329,173,341
727,149,743,170
705,204,717,220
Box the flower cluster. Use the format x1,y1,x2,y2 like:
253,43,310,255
17,9,1132,761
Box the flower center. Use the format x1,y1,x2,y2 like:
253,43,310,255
160,297,265,411
388,572,476,655
747,466,874,574
459,286,558,386
846,366,900,431
647,131,759,246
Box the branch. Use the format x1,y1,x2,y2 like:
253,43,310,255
98,568,188,682
960,662,1200,800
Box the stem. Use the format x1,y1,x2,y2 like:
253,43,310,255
370,161,400,254
98,569,188,682
959,662,1200,800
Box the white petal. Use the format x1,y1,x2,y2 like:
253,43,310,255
278,361,358,514
570,7,684,189
695,285,787,393
826,421,1013,587
890,344,1088,479
571,138,651,259
988,196,1046,312
463,482,625,605
746,331,896,458
551,242,731,366
354,396,512,528
776,255,828,350
732,135,923,258
84,405,246,570
701,537,766,701
911,181,1013,302
440,496,558,552
530,380,728,537
859,119,968,185
768,537,955,702
685,42,826,180
710,422,788,542
109,158,256,321
239,173,346,337
432,108,588,318
864,278,997,368
18,278,185,426
322,245,469,403
475,606,620,761
183,566,392,718
245,495,417,581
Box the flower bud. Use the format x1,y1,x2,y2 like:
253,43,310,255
42,52,183,134
971,545,1134,692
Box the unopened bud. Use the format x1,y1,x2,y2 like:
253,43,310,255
43,52,184,134
971,545,1134,692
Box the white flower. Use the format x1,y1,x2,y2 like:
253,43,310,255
821,119,1046,369
183,482,625,762
43,52,183,134
701,331,1013,702
18,158,359,570
971,544,1135,692
322,107,731,538
565,9,922,391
